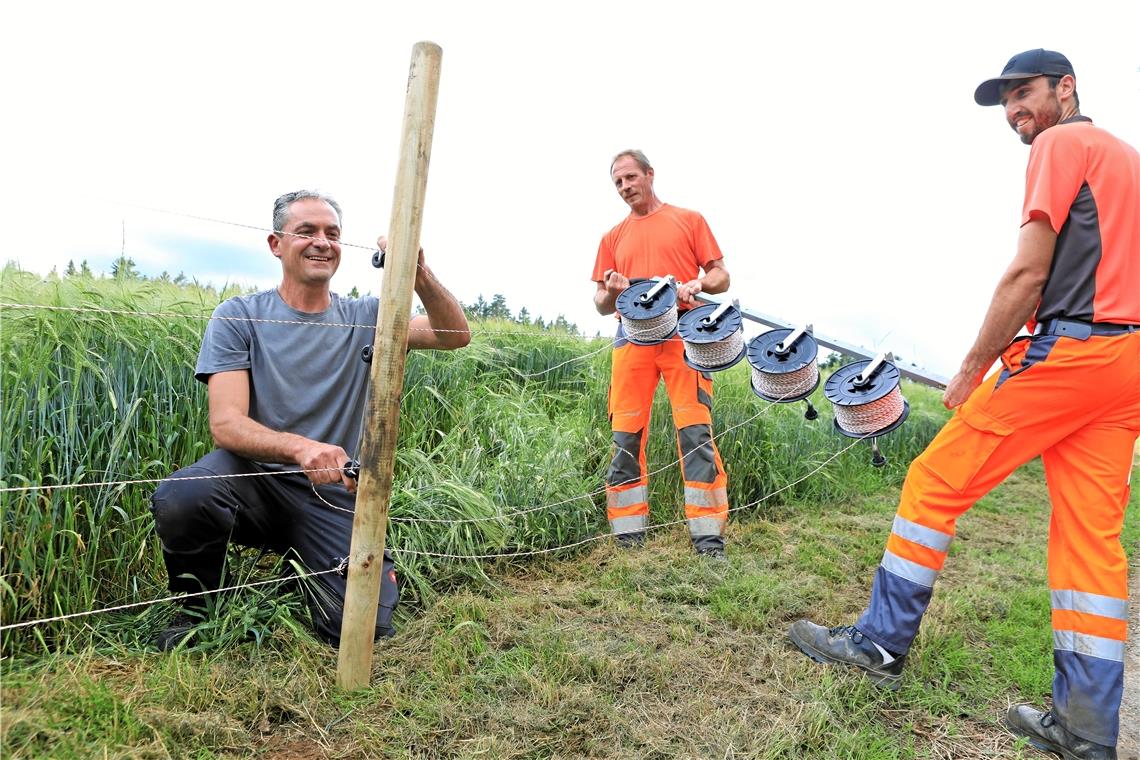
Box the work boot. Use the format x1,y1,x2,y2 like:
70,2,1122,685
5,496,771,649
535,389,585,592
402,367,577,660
787,620,905,690
1005,705,1117,759
692,535,726,559
614,531,646,549
153,608,202,651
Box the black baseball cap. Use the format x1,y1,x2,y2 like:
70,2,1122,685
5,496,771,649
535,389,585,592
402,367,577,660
974,49,1075,106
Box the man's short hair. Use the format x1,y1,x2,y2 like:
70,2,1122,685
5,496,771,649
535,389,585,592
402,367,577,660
610,149,652,174
272,190,343,233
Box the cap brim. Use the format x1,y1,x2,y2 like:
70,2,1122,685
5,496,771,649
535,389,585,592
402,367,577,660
974,73,1041,106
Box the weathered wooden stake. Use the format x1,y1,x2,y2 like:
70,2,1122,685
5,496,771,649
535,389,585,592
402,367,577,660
336,41,442,690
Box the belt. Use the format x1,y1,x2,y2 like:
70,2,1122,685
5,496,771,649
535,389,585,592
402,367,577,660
1033,318,1139,339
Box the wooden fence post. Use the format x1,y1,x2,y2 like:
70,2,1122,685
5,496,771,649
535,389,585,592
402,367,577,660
336,41,442,690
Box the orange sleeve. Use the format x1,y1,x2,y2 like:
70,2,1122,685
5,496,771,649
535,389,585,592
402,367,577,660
1022,128,1087,233
591,231,616,282
690,213,724,269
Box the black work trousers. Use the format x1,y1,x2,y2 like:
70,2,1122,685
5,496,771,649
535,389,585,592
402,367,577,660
150,449,398,646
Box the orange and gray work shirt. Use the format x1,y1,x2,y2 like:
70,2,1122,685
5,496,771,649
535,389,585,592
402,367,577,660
591,204,723,294
1022,115,1140,328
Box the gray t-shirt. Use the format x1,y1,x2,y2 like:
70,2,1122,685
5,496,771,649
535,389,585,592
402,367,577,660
196,289,379,464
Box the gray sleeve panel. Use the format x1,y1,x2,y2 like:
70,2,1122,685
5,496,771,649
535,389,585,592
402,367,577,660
607,429,644,486
195,297,256,383
678,423,718,483
197,291,380,456
1036,182,1102,323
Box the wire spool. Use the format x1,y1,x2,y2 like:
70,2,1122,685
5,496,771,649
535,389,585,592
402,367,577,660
677,302,746,372
824,353,910,466
747,326,820,420
615,278,679,346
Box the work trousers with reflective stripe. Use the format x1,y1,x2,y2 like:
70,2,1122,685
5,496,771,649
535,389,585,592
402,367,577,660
856,331,1139,747
606,334,729,551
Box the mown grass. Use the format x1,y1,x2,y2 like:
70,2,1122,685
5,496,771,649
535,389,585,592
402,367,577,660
3,265,1135,758
4,461,1135,759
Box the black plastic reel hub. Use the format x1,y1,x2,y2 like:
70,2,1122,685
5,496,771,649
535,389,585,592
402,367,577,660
372,250,385,269
746,329,820,403
823,359,901,407
615,279,679,346
677,303,746,371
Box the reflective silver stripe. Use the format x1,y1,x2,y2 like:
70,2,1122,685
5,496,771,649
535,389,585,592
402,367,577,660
687,516,725,538
1053,630,1125,662
607,486,648,509
880,549,938,588
610,515,647,535
684,486,728,508
1051,589,1129,620
891,515,952,553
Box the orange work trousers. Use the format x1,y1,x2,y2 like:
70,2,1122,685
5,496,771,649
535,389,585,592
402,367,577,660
606,332,729,551
856,329,1139,747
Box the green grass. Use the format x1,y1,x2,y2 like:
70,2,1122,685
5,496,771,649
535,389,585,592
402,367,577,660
1,265,935,655
5,461,1133,758
2,264,1136,758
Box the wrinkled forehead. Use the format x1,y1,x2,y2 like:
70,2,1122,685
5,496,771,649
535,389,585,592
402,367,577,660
284,198,341,229
611,156,648,179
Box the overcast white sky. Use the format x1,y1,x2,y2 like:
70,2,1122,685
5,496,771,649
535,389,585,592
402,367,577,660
5,0,1138,380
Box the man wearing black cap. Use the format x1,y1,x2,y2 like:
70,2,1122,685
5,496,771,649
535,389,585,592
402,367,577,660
786,50,1139,759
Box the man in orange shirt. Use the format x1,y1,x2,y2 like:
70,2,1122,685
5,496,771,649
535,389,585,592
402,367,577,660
787,50,1139,758
592,150,732,557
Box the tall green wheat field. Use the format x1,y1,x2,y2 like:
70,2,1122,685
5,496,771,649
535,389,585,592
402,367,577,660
0,264,946,656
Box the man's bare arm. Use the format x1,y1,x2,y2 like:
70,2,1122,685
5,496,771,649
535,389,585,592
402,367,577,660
594,269,630,315
942,219,1056,409
207,370,354,489
677,258,730,305
406,259,471,350
375,236,470,351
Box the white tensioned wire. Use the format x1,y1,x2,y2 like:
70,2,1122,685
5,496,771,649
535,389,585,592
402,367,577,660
0,302,617,381
833,386,907,435
0,301,610,342
683,328,744,369
751,361,820,401
396,432,869,560
620,306,678,344
4,415,866,631
0,466,349,494
0,559,348,632
312,393,781,522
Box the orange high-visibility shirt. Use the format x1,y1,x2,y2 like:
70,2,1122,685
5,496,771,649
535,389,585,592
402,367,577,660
1022,117,1140,326
592,204,723,287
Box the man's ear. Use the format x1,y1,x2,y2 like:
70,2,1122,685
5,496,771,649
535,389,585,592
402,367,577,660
268,232,282,258
1057,74,1076,101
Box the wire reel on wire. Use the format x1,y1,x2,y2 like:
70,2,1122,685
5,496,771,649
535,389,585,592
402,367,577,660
614,277,679,345
678,300,747,372
746,325,820,420
823,352,910,467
